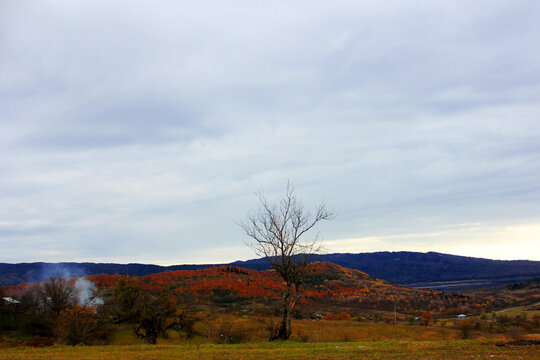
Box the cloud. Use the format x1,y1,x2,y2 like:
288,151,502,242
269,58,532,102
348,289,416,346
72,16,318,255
325,223,540,261
1,1,540,263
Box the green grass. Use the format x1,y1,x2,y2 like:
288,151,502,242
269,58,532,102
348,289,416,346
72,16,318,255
1,341,538,360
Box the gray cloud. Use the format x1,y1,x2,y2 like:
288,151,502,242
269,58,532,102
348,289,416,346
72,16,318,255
1,1,540,263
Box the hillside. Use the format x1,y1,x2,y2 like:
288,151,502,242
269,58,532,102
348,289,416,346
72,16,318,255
73,262,509,317
5,262,504,317
464,277,540,306
2,251,540,289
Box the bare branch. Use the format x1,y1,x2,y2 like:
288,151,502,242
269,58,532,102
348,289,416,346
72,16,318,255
238,182,333,340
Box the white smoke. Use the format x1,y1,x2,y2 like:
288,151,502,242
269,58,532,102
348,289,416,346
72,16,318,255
40,263,84,282
74,278,103,306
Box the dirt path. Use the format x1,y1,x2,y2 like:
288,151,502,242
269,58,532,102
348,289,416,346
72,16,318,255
495,302,540,314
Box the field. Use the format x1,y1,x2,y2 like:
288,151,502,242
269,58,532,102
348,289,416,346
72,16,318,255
103,319,465,344
2,319,538,360
1,340,539,360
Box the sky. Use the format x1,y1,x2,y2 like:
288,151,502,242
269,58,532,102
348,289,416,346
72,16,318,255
1,1,540,264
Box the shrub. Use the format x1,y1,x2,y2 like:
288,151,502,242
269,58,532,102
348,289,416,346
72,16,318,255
335,312,351,320
23,337,55,348
22,315,55,337
56,305,108,345
421,312,432,326
457,319,475,340
323,313,335,320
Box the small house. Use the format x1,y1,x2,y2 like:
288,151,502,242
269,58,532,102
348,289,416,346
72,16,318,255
2,297,21,305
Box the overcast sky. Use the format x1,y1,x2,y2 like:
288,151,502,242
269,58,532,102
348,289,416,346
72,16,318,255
1,1,540,264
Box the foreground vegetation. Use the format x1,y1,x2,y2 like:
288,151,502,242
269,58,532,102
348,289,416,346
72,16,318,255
1,340,539,360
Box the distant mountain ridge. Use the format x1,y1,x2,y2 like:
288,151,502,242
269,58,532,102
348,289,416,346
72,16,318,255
0,262,211,287
231,252,540,289
2,251,540,289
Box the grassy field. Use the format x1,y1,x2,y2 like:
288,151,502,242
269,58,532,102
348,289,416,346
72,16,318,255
105,318,497,345
495,304,540,317
1,341,538,360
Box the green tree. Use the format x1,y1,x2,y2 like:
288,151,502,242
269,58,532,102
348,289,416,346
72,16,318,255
112,279,190,345
134,291,178,345
113,276,142,323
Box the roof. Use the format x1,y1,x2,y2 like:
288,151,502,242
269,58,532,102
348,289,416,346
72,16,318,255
2,297,21,304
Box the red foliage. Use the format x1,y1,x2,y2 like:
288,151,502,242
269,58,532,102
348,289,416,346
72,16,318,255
89,274,122,288
3,262,507,317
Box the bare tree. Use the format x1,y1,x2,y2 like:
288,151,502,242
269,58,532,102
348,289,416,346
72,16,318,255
40,276,78,316
240,182,333,340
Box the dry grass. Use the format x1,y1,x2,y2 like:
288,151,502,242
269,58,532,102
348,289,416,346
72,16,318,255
102,316,507,345
0,340,538,360
290,320,463,342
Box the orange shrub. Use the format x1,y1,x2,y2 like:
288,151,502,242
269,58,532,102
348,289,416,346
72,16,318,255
335,312,351,320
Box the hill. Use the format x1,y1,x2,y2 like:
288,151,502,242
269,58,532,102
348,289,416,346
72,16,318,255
72,262,510,317
2,251,540,289
5,262,506,317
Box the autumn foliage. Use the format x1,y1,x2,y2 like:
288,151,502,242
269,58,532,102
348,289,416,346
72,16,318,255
83,262,503,317
56,305,107,345
4,261,511,328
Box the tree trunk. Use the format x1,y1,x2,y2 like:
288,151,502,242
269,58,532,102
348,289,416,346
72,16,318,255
146,332,158,345
273,282,293,340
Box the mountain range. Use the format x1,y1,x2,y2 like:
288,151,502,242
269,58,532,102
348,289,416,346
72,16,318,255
1,251,539,289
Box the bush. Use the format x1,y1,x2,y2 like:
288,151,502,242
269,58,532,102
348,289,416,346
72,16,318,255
335,312,351,320
22,315,55,338
323,313,335,320
457,319,476,340
56,305,108,345
0,313,18,333
421,312,432,326
23,337,55,348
